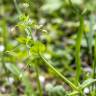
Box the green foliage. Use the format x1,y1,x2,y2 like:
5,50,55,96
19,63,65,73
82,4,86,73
30,41,45,54
5,63,36,96
80,78,96,89
41,0,62,13
1,0,96,95
46,84,68,96
5,63,21,77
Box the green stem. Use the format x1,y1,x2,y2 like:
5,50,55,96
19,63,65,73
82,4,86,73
93,33,96,92
35,62,43,96
88,15,93,65
75,16,84,84
39,54,79,91
13,0,21,14
68,91,79,96
1,20,8,74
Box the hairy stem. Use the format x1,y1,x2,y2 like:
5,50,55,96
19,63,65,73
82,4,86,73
39,54,79,91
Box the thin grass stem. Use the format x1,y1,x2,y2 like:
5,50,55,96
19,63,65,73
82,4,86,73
75,16,84,84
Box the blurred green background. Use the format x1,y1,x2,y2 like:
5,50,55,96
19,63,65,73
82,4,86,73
0,0,96,96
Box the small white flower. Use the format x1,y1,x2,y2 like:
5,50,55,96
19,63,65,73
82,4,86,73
8,77,14,84
39,75,45,83
84,87,90,94
0,45,4,52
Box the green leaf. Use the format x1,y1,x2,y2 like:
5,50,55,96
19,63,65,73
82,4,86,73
75,16,84,84
80,78,96,89
41,0,62,13
17,37,27,44
17,37,34,47
5,63,21,77
19,14,29,22
30,41,46,54
5,63,36,96
46,84,68,96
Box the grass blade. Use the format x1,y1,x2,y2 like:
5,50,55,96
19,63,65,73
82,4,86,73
93,33,96,91
75,16,84,84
